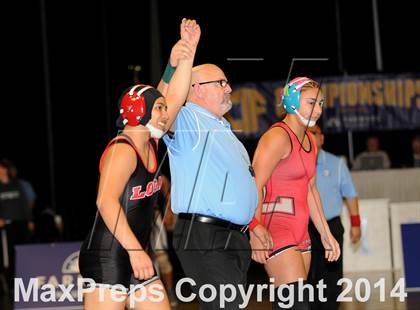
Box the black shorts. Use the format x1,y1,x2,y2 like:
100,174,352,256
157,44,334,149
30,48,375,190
79,239,159,294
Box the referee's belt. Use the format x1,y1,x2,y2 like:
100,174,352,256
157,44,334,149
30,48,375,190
178,213,248,233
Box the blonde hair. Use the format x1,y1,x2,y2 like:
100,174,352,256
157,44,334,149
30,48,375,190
277,79,322,120
300,80,321,92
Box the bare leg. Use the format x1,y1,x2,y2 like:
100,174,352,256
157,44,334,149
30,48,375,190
265,246,307,286
302,251,311,276
265,247,310,310
155,252,174,290
155,251,177,306
84,287,127,310
126,279,170,310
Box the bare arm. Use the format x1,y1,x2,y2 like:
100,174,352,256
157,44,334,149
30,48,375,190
96,144,141,251
96,143,154,279
160,175,175,227
344,196,361,243
156,79,168,97
157,39,194,96
165,19,200,130
307,176,330,236
308,176,341,261
250,127,291,263
308,131,331,237
252,128,291,221
344,196,359,216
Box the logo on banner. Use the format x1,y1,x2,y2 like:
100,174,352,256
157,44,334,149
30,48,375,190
62,251,80,274
14,243,83,307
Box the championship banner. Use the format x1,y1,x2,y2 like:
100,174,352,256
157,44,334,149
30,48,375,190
227,74,420,137
14,242,82,309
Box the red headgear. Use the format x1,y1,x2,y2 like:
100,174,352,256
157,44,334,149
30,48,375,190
119,85,152,126
117,84,163,128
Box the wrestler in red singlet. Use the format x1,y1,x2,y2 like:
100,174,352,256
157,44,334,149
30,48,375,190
250,77,341,310
261,121,316,256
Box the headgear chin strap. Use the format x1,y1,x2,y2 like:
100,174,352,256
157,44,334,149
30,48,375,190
116,84,163,128
294,109,317,127
145,123,165,139
282,77,313,114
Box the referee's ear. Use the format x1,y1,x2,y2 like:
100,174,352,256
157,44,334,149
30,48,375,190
309,125,324,149
320,131,325,147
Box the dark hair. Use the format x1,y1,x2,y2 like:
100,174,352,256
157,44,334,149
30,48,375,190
0,158,16,179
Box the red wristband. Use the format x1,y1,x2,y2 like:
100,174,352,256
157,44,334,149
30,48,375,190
248,217,260,230
351,215,361,227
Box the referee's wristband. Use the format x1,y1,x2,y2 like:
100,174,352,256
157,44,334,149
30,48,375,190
162,62,176,84
248,217,260,230
351,215,361,227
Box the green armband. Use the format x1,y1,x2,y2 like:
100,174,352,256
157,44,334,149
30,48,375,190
162,62,176,84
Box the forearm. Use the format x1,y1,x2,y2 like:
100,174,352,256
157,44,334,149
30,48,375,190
157,60,176,96
346,197,362,242
345,197,361,228
157,79,169,96
165,57,194,127
308,185,330,236
254,187,264,221
345,197,359,216
97,199,142,251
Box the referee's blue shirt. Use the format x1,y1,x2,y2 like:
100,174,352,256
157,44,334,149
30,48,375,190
316,149,358,221
163,102,258,225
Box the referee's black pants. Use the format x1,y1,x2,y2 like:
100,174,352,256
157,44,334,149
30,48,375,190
308,217,344,310
173,217,251,310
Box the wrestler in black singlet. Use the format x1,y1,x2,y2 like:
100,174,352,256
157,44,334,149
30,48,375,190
79,135,163,290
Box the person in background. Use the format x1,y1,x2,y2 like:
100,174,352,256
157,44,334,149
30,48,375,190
150,175,178,307
308,125,361,310
8,162,35,234
0,159,33,295
409,134,420,167
352,136,391,170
